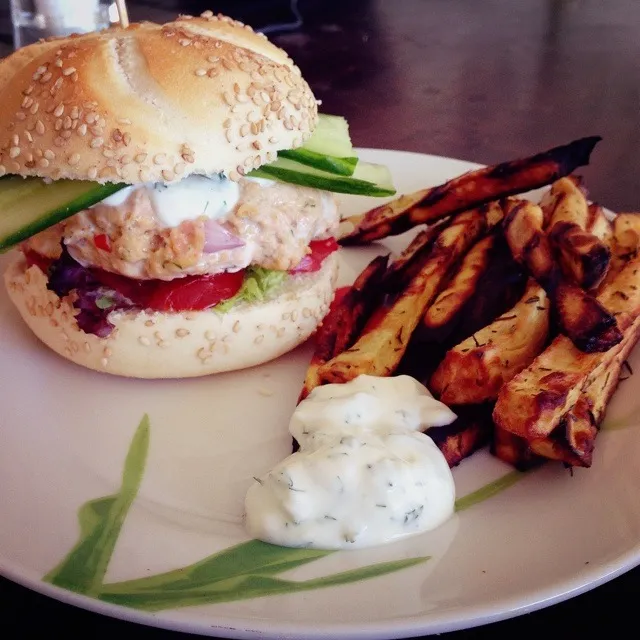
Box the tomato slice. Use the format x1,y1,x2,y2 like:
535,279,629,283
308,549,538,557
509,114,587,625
93,234,112,252
24,250,53,273
289,237,339,274
92,269,244,312
145,271,244,312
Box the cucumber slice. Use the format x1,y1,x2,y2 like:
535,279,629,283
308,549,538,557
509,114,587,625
249,157,396,197
302,114,354,158
278,148,359,176
0,177,126,252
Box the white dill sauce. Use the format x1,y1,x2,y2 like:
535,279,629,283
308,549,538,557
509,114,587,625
98,174,241,227
244,375,458,550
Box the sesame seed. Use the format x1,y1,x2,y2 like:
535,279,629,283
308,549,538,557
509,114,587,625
182,152,195,163
85,113,97,124
12,134,19,146
38,158,49,168
223,92,235,106
53,103,64,117
225,129,233,143
91,125,103,136
120,154,132,165
44,149,55,160
240,124,250,136
207,67,219,78
117,118,132,125
36,65,47,75
68,153,80,165
233,320,241,333
87,167,98,179
24,85,34,95
16,111,26,121
123,132,131,146
77,123,87,136
254,335,264,344
54,119,62,131
40,72,52,83
90,137,104,148
153,153,166,165
35,120,45,135
63,116,72,129
229,170,240,181
9,147,20,158
207,56,219,63
135,153,148,163
101,358,109,368
25,131,33,142
144,319,154,327
174,162,186,174
162,169,174,181
63,66,76,76
195,68,207,77
252,141,262,150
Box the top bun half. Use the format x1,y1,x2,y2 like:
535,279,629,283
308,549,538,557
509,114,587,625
0,12,318,185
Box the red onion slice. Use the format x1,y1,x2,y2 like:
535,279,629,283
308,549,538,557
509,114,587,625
203,220,245,253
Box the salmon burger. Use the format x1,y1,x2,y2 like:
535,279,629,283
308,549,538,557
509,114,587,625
0,12,366,378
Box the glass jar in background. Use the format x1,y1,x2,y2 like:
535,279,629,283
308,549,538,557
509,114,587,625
10,0,117,50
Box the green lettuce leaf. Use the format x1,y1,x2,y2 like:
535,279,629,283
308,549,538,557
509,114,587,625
215,267,286,313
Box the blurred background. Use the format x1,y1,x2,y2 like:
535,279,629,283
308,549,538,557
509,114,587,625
1,0,639,206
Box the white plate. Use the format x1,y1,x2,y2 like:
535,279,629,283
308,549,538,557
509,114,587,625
1,149,639,640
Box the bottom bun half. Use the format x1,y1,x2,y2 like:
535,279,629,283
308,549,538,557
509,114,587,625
3,253,339,379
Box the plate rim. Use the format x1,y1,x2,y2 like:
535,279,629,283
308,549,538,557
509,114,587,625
1,147,639,639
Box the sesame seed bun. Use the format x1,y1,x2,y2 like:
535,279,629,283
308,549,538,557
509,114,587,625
3,252,338,378
0,11,318,184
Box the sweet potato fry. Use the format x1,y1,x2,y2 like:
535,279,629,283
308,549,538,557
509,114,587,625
549,222,611,290
338,136,601,245
429,404,494,468
382,217,450,293
502,198,621,352
298,254,389,402
493,254,640,441
491,427,546,471
527,341,633,468
318,209,486,383
430,279,550,404
586,203,614,246
541,177,611,289
423,234,496,331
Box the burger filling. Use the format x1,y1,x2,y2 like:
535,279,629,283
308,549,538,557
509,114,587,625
22,175,340,337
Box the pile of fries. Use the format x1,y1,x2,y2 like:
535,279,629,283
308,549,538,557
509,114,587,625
297,136,640,471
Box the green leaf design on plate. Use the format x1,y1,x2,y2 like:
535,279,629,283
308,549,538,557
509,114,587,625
455,470,527,512
42,414,429,611
101,540,332,595
44,415,150,595
99,555,429,611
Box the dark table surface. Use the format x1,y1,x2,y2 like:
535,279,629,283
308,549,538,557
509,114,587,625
1,0,639,637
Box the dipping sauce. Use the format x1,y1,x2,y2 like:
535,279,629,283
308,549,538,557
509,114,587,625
244,375,457,550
